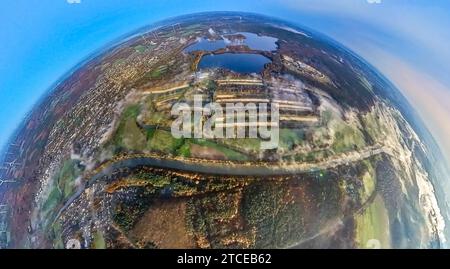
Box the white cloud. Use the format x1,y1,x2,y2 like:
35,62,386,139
367,0,382,4
67,0,81,4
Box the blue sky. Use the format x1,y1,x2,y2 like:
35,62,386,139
1,0,450,159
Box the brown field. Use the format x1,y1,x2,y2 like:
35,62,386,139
129,199,196,248
190,144,227,160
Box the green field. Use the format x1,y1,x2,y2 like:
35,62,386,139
355,195,390,249
110,104,149,151
147,129,184,154
145,65,168,79
279,128,304,151
219,138,261,153
192,139,248,161
41,159,82,234
134,45,147,53
332,124,366,153
93,230,106,249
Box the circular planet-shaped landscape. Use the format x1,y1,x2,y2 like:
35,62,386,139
0,12,448,249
